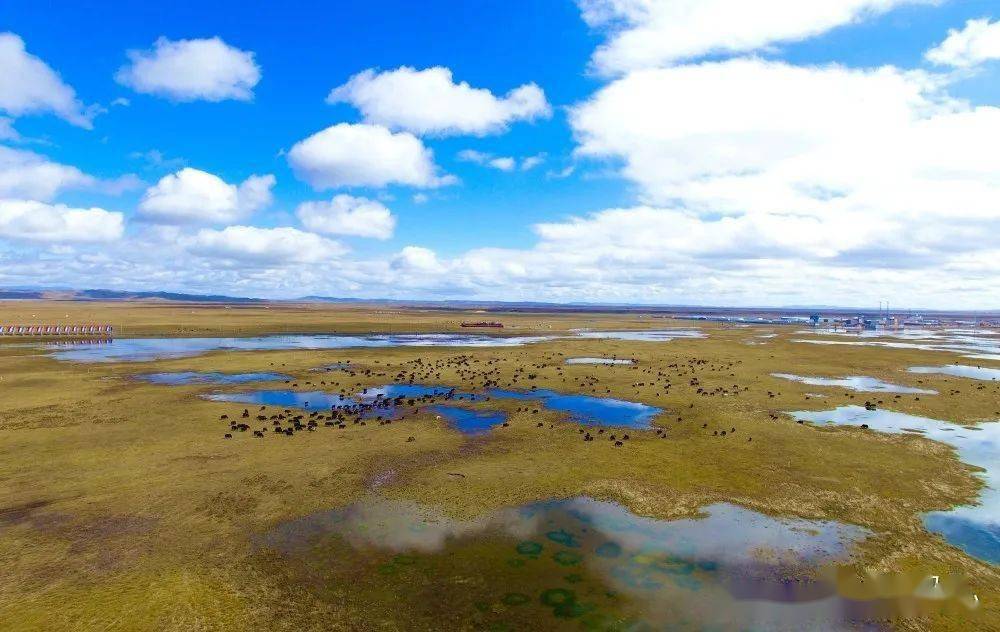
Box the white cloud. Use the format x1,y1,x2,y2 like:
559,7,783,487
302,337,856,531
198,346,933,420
0,145,95,200
0,118,20,141
328,66,550,136
0,32,96,127
578,0,932,74
138,167,274,224
188,225,346,264
564,57,1000,284
458,149,536,172
115,37,260,102
287,123,453,189
412,193,429,204
572,58,1000,216
926,18,1000,68
0,199,123,243
296,194,396,239
391,246,444,273
489,157,516,171
129,149,185,171
457,149,490,164
521,154,546,170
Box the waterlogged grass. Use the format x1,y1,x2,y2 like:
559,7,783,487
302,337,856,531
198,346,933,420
0,303,998,630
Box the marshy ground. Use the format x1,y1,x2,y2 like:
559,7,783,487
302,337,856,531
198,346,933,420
0,302,997,630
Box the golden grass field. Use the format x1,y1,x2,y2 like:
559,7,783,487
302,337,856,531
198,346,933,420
0,301,997,630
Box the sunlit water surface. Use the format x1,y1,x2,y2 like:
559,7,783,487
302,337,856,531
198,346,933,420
259,496,887,630
207,383,662,432
137,371,291,385
908,365,1000,381
42,329,705,362
771,373,936,394
791,406,1000,565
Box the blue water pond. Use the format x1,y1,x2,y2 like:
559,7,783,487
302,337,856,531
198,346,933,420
44,333,556,363
208,383,661,433
138,371,291,385
908,365,1000,381
772,373,936,394
262,496,883,630
792,406,999,565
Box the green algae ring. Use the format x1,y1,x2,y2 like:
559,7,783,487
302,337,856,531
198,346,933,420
540,588,575,606
553,550,582,566
516,540,543,556
546,529,580,547
501,592,531,606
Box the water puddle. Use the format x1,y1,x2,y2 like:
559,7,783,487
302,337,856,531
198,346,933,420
255,495,980,629
486,388,661,429
793,329,1000,360
908,365,1000,381
43,328,705,362
565,357,636,365
428,406,508,434
207,384,661,431
771,373,935,394
42,333,556,362
137,371,291,385
790,406,1000,565
572,329,705,342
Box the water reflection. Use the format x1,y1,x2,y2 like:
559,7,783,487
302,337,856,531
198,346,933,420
908,365,1000,381
791,406,1000,565
771,373,935,394
44,328,706,362
565,357,635,365
428,406,507,434
793,329,1000,360
572,329,705,342
261,496,978,630
44,333,556,362
138,371,290,385
486,388,660,429
207,384,661,430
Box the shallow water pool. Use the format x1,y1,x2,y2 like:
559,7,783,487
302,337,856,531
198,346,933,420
564,357,635,365
791,406,1000,565
908,365,1000,381
255,495,958,630
138,371,291,385
771,373,935,394
44,333,556,362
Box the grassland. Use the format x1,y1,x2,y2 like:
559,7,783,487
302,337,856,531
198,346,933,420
0,301,997,630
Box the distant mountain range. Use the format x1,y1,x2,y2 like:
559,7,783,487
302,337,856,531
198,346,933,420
0,288,262,303
1,287,997,317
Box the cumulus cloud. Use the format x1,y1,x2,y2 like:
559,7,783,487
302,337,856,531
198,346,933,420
0,118,20,141
115,37,261,102
391,246,445,273
188,225,346,264
138,168,274,224
296,194,396,239
0,199,123,243
0,145,95,200
0,32,97,127
458,149,541,172
571,59,1000,229
926,18,1000,68
328,66,550,136
578,0,930,74
287,123,453,189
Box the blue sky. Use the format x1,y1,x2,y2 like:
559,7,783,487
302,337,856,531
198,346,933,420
2,1,1000,307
